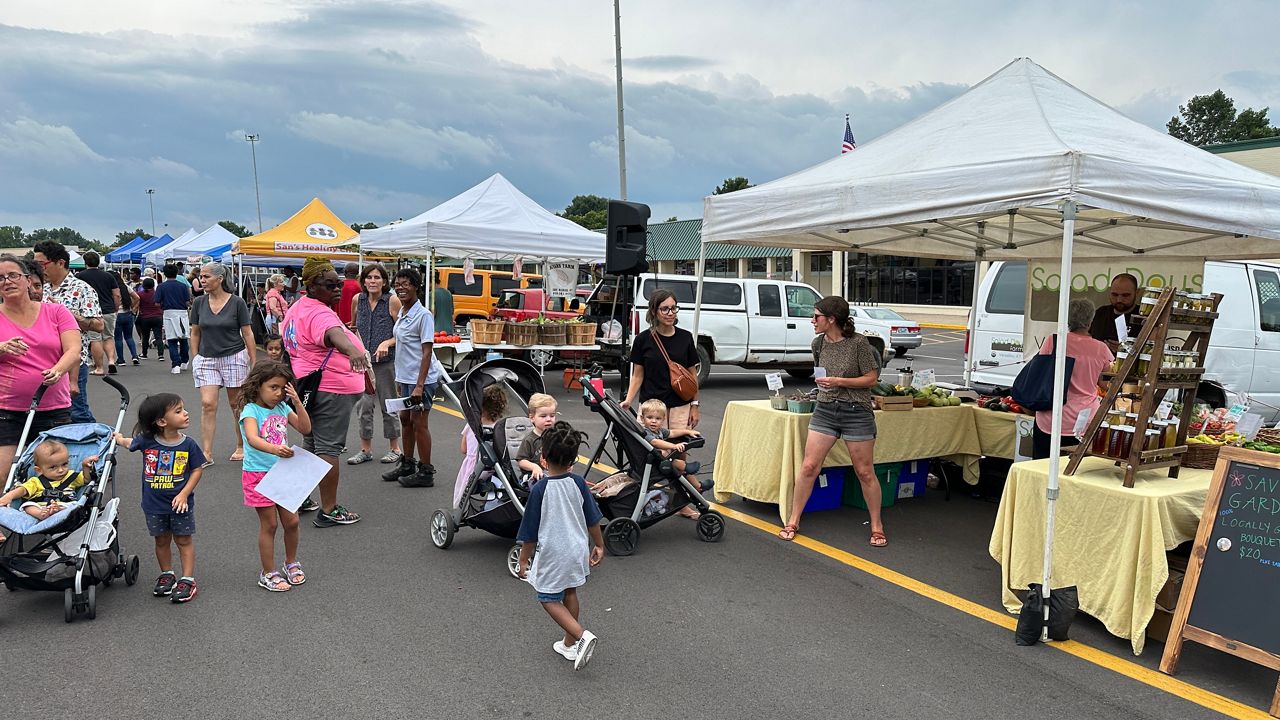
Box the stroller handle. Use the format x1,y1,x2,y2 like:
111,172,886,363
27,384,50,410
683,437,706,451
100,374,131,408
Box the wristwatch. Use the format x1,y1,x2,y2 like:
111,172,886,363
690,400,700,407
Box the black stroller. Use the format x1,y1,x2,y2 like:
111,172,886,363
0,377,138,622
429,358,542,577
580,365,724,555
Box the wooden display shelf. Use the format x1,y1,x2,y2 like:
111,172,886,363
1066,288,1222,488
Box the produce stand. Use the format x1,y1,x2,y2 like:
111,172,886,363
470,343,600,375
712,400,1012,522
431,340,473,372
989,456,1212,655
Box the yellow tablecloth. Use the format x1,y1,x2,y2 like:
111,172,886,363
988,456,1210,655
712,400,986,521
971,406,1018,460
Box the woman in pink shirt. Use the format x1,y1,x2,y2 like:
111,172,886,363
0,254,83,480
1032,298,1113,460
281,258,372,528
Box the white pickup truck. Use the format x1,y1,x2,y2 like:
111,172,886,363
585,273,893,383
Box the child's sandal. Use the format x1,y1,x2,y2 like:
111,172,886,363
282,561,306,585
258,571,290,592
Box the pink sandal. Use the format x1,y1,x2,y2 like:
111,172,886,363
282,561,306,585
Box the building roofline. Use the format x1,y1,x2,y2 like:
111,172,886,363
1204,136,1280,153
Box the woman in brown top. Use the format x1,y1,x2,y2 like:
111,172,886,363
778,296,886,546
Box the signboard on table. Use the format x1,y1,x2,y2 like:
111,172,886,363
1159,447,1280,717
1013,414,1035,463
546,263,578,299
1022,259,1205,357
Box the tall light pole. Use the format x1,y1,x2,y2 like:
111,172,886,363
145,189,156,236
613,0,627,200
245,133,263,233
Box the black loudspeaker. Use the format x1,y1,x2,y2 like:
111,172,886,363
605,200,650,275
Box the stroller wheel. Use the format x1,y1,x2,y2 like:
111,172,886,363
86,585,97,620
430,510,454,549
604,518,640,556
64,589,74,623
696,510,726,543
507,544,527,579
124,555,140,586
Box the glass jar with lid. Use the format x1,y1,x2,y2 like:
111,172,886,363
1093,423,1112,454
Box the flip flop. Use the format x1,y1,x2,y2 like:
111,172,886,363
229,450,244,461
869,530,888,547
778,524,799,541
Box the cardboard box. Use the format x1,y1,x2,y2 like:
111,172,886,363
875,396,913,412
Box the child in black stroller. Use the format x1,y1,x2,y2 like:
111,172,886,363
580,365,725,555
429,358,543,578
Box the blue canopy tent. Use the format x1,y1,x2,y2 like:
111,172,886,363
123,234,174,263
105,235,151,263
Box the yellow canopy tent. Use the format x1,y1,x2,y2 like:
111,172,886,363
231,198,365,261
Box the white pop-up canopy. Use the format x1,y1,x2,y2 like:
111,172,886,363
700,57,1280,640
143,224,239,267
359,173,607,262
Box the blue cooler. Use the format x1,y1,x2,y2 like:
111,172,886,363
803,468,845,512
897,459,930,499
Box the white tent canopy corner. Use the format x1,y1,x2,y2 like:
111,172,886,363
699,57,1280,640
359,173,607,262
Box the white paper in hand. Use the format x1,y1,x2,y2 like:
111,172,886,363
385,396,412,413
1114,315,1128,343
813,367,828,379
254,446,330,513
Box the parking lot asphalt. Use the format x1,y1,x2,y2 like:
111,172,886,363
2,346,1271,719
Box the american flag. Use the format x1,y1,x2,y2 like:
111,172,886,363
841,115,857,154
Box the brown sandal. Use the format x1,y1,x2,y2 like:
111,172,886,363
778,524,799,541
869,530,888,547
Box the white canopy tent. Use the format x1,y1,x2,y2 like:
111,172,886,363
135,228,197,267
699,58,1280,638
143,224,238,267
359,173,607,262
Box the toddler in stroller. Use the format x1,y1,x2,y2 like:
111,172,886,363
636,399,711,520
0,440,94,521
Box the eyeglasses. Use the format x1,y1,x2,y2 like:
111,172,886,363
34,260,52,267
0,272,29,284
812,312,826,319
321,281,342,290
658,306,679,315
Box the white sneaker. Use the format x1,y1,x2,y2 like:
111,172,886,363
573,630,597,671
180,362,189,371
552,640,578,662
170,366,181,375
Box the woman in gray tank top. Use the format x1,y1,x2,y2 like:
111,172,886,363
346,264,403,465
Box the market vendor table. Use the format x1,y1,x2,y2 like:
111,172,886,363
432,340,473,372
988,456,1211,655
971,406,1020,460
712,400,986,522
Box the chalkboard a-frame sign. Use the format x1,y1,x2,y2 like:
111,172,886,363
1159,447,1280,717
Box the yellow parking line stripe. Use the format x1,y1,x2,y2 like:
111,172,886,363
435,401,1265,718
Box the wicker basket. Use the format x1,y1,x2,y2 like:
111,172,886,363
539,322,567,346
469,319,504,345
507,322,539,347
1182,442,1222,469
1255,428,1280,445
566,322,596,345
912,397,931,408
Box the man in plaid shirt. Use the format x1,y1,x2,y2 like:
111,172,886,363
34,241,104,423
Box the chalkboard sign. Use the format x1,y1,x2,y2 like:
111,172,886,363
1160,447,1280,718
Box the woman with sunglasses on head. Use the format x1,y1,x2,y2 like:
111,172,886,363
777,296,885,546
190,262,256,462
621,289,704,518
0,254,81,482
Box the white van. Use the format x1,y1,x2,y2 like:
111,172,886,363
970,260,1280,417
586,273,893,383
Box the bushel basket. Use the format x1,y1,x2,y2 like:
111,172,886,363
469,319,504,345
506,322,539,347
566,322,596,345
539,323,567,346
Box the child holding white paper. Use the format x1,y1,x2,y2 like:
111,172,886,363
237,360,313,592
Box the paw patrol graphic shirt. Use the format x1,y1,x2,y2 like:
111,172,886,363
130,434,206,514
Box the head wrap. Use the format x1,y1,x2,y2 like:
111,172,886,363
301,257,335,285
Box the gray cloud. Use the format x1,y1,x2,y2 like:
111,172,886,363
627,55,716,72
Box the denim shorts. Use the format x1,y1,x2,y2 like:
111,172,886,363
808,401,877,442
536,589,566,603
145,511,195,537
397,382,439,411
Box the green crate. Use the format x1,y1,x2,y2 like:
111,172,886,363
840,463,899,510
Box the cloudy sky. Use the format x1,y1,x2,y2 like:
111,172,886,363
2,0,1278,244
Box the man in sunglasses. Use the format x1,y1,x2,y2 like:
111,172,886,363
33,241,104,423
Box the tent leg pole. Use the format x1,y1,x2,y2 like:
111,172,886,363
693,241,708,337
1041,200,1076,642
964,241,985,389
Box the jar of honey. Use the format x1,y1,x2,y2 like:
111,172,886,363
1092,423,1111,454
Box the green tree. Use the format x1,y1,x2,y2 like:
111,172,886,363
666,216,679,222
28,227,88,247
115,228,147,245
558,194,609,230
218,220,251,238
1167,90,1280,146
0,226,24,246
713,176,752,194
350,222,378,231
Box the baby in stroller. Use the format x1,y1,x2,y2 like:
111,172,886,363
454,384,508,509
637,400,710,519
0,440,95,521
